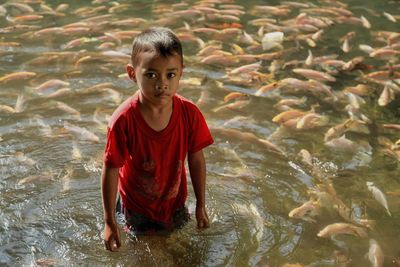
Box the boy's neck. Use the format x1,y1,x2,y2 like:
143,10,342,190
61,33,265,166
138,92,174,132
138,92,173,113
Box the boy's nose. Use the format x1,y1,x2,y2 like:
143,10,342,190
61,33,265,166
156,80,168,90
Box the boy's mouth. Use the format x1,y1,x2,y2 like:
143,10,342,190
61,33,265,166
155,92,168,97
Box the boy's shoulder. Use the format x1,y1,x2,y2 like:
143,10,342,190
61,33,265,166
108,93,138,128
175,93,199,112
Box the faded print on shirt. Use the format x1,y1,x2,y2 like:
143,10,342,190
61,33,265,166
135,157,182,201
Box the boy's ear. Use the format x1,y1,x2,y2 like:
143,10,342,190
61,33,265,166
126,64,136,82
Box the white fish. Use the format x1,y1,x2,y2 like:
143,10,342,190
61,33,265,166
72,141,82,160
325,135,355,152
18,172,53,185
383,12,396,23
368,239,384,267
342,38,350,53
288,200,319,223
232,203,264,245
0,104,15,113
345,92,366,109
366,181,391,216
296,113,329,129
359,44,374,54
298,149,313,166
63,121,99,143
15,94,27,113
311,29,324,41
56,101,80,116
378,85,395,106
360,16,371,29
305,49,313,66
228,61,261,75
317,222,368,238
60,166,73,193
261,31,284,50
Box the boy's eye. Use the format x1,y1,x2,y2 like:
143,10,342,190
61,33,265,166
168,73,176,79
145,73,156,78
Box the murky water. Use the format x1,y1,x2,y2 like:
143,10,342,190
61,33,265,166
1,0,399,266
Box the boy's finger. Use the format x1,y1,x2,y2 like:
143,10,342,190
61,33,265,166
105,239,112,251
110,239,118,251
115,235,121,247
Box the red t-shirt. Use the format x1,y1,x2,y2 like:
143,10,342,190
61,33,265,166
103,93,213,224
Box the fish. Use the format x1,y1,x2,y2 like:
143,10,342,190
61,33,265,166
378,85,395,106
274,97,307,110
35,258,59,266
288,200,319,223
33,79,70,93
360,16,371,29
18,173,53,185
200,54,237,65
342,37,350,53
296,113,329,129
6,14,43,23
255,82,280,96
345,92,366,109
344,84,371,96
46,88,73,98
369,48,400,58
383,12,397,23
368,239,384,267
366,181,391,216
227,61,261,75
298,149,313,166
223,92,248,102
0,105,16,113
292,68,336,82
359,44,374,54
317,222,368,238
212,99,250,113
0,71,36,83
342,56,364,71
232,203,265,246
261,31,284,50
325,135,356,152
211,126,285,155
382,124,400,131
63,121,99,143
55,101,80,116
60,166,74,193
272,109,309,124
305,49,313,66
14,95,26,113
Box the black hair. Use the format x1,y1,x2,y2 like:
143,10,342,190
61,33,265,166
130,27,183,66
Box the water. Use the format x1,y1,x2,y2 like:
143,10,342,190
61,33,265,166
0,0,399,266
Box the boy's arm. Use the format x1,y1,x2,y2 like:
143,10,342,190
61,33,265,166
101,164,121,251
188,149,209,228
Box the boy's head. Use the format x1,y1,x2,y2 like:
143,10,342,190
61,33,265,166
130,27,183,67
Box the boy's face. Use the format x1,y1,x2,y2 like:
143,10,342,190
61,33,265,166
126,51,183,107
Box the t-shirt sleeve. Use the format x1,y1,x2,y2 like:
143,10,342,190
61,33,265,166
188,105,214,153
103,117,129,168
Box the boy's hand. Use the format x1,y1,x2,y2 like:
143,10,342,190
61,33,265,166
103,222,121,251
195,205,209,228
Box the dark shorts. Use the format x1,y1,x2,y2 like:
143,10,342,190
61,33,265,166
116,197,190,235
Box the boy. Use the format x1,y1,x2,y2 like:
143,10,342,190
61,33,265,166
101,27,213,251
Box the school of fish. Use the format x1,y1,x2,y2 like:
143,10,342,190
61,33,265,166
0,0,399,266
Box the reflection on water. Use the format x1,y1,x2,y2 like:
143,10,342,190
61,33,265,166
1,0,400,266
